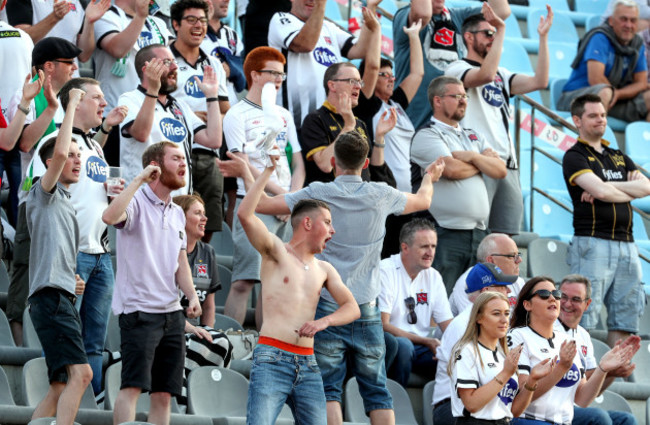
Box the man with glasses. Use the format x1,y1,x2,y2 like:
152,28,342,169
555,274,640,425
431,262,517,424
300,62,395,185
378,218,453,387
118,44,223,195
445,4,552,237
267,0,381,128
222,46,305,326
449,233,526,315
169,0,229,243
411,76,507,293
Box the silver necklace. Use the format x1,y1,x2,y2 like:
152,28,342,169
286,244,309,270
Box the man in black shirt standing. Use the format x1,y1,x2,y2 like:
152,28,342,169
562,93,650,348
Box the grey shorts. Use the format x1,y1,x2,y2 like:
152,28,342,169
231,198,292,282
484,168,524,234
558,83,648,121
191,150,224,232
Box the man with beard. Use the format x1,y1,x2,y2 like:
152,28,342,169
118,44,222,196
410,76,506,294
102,141,202,425
445,4,552,237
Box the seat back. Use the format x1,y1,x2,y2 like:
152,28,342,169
589,390,634,413
0,261,9,292
210,223,234,257
422,381,435,425
22,308,42,350
500,39,533,74
527,237,571,282
104,362,169,413
547,41,577,81
214,264,233,307
105,313,121,353
23,358,97,409
549,78,568,110
213,312,244,332
591,338,610,362
527,9,578,44
625,122,650,164
0,366,16,405
0,309,15,347
345,377,418,424
187,366,249,417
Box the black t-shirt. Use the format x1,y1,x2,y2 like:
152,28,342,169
562,139,637,241
353,87,409,142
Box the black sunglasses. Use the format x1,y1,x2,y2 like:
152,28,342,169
529,289,562,301
405,297,417,325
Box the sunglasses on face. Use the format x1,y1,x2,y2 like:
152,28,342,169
529,289,562,301
405,297,417,325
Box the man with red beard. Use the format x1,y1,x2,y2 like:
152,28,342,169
410,75,507,294
103,141,202,425
445,4,552,237
118,43,222,196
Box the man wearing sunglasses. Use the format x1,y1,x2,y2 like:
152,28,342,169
445,4,552,237
410,75,507,294
555,274,640,425
378,218,453,388
432,262,517,425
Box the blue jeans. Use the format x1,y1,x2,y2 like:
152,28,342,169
389,337,437,387
573,406,637,425
314,299,393,413
568,236,644,332
246,344,326,425
0,146,23,225
74,252,115,394
512,418,560,425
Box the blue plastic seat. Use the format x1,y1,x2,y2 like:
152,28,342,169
625,121,650,164
575,0,610,15
548,41,577,82
527,9,578,44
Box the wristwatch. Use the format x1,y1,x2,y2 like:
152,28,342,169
17,104,30,115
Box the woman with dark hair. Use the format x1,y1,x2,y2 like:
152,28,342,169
508,277,634,425
449,292,552,424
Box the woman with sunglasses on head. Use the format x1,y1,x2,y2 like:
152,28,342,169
508,277,634,425
449,292,553,425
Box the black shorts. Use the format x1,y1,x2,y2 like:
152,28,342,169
119,310,185,395
28,287,88,383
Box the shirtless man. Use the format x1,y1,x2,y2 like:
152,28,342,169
238,156,360,425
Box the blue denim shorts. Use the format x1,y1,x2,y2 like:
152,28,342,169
247,342,326,425
314,299,393,413
567,236,645,332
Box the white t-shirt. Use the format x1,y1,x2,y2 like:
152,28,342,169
223,97,301,196
268,12,355,126
0,21,33,117
372,99,415,193
450,342,519,420
508,326,584,424
378,253,453,337
554,320,597,372
25,0,84,42
446,60,518,164
201,22,244,105
119,88,206,194
433,305,471,405
449,266,525,316
93,6,172,111
25,129,109,253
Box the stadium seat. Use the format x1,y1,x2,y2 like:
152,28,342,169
575,0,609,15
0,261,9,292
422,381,434,425
633,212,650,252
585,13,602,31
625,121,650,165
532,150,568,192
345,377,418,424
589,390,634,413
527,9,578,45
213,312,244,331
214,264,233,307
187,366,248,418
105,313,121,353
22,358,97,409
28,419,81,425
638,304,650,339
527,237,571,282
549,78,568,111
22,308,41,350
0,366,15,405
325,0,347,28
210,222,234,257
0,309,15,347
503,14,539,53
500,39,534,74
548,41,577,82
591,338,610,362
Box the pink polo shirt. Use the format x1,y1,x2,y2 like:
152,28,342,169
111,184,187,315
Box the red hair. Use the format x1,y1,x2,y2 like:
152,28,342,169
243,47,286,90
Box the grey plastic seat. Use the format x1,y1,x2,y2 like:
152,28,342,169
104,313,121,353
0,260,9,292
22,358,97,409
527,238,570,283
22,308,42,350
422,381,435,425
104,362,181,413
28,418,81,425
0,365,16,405
0,308,16,346
591,338,610,362
213,312,244,332
589,390,633,413
344,377,418,424
214,264,233,308
187,366,249,418
210,223,234,257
